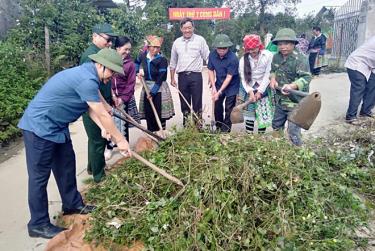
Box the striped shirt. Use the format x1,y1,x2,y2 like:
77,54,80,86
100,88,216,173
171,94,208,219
170,34,210,73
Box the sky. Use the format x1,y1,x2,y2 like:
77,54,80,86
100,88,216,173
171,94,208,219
113,0,347,17
294,0,345,17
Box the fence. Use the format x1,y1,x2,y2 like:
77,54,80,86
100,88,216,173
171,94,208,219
331,0,364,66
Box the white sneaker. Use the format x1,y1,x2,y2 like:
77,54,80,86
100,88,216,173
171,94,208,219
104,149,113,161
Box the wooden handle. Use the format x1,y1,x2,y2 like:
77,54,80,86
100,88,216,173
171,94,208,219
140,78,164,131
131,151,184,187
275,86,309,97
113,109,163,142
239,99,253,109
174,85,200,121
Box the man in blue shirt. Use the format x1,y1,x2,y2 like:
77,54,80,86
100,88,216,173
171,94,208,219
18,48,129,239
208,34,240,132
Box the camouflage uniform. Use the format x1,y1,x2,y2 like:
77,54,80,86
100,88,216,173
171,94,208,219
270,28,312,146
271,50,311,110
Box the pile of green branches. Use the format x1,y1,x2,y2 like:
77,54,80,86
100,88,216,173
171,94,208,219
85,127,374,250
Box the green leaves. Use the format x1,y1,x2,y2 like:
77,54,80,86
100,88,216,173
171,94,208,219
0,41,46,144
85,127,374,250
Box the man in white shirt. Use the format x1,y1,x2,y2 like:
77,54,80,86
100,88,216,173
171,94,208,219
170,17,210,126
344,36,375,124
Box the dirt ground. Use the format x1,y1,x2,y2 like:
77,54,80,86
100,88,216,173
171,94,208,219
0,69,354,250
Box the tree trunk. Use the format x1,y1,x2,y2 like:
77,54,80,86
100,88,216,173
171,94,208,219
44,26,51,75
258,1,266,37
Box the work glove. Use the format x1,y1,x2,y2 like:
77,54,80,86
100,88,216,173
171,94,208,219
150,84,161,96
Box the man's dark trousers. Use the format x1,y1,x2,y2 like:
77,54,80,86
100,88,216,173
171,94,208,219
214,94,236,132
178,72,203,125
23,130,83,229
346,69,375,120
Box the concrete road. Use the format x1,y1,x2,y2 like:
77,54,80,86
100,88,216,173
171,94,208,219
0,70,350,250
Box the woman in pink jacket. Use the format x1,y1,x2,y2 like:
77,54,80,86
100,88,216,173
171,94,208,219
105,36,140,160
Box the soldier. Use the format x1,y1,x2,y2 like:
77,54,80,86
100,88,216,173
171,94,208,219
269,28,312,146
79,23,116,182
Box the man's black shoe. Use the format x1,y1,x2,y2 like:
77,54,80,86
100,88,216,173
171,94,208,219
359,113,374,119
62,204,96,215
28,223,66,239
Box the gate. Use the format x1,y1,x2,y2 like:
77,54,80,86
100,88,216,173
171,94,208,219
332,0,364,65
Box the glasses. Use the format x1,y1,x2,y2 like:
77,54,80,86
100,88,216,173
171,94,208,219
217,47,228,50
97,33,111,43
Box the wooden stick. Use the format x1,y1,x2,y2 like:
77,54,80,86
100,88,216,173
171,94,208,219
140,78,164,132
131,151,184,187
113,109,163,142
174,85,201,122
211,99,216,131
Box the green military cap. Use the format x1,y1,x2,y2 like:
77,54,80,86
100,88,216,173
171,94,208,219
92,23,117,37
212,34,233,48
272,28,299,45
89,48,124,75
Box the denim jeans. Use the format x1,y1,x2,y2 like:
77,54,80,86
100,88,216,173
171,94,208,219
346,69,375,120
272,104,302,146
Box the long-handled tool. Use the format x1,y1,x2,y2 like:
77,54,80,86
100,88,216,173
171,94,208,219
113,110,164,143
231,87,321,130
140,78,167,138
174,85,201,122
230,99,253,124
275,86,321,130
120,150,184,187
210,99,216,132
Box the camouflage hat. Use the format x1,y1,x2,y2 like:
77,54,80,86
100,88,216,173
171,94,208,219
92,23,117,37
212,34,233,48
272,28,299,45
88,48,124,75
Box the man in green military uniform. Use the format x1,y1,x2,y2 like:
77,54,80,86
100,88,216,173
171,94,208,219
80,23,116,182
269,28,312,146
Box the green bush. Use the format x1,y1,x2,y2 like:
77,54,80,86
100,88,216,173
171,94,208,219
0,41,46,144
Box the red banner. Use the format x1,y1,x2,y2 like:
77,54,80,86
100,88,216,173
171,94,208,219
169,8,231,20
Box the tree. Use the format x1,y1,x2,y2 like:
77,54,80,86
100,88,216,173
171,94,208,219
14,0,101,69
225,0,300,35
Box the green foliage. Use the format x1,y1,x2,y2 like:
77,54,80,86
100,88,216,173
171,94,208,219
0,41,46,144
108,6,145,51
14,0,100,69
85,129,373,250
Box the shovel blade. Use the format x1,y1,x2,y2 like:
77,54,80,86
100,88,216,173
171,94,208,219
230,106,244,124
288,91,321,130
230,99,253,124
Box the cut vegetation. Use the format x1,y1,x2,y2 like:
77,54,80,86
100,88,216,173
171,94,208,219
85,121,375,250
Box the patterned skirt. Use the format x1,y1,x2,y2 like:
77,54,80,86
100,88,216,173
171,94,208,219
314,54,328,69
238,84,274,129
138,81,175,120
113,96,141,131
